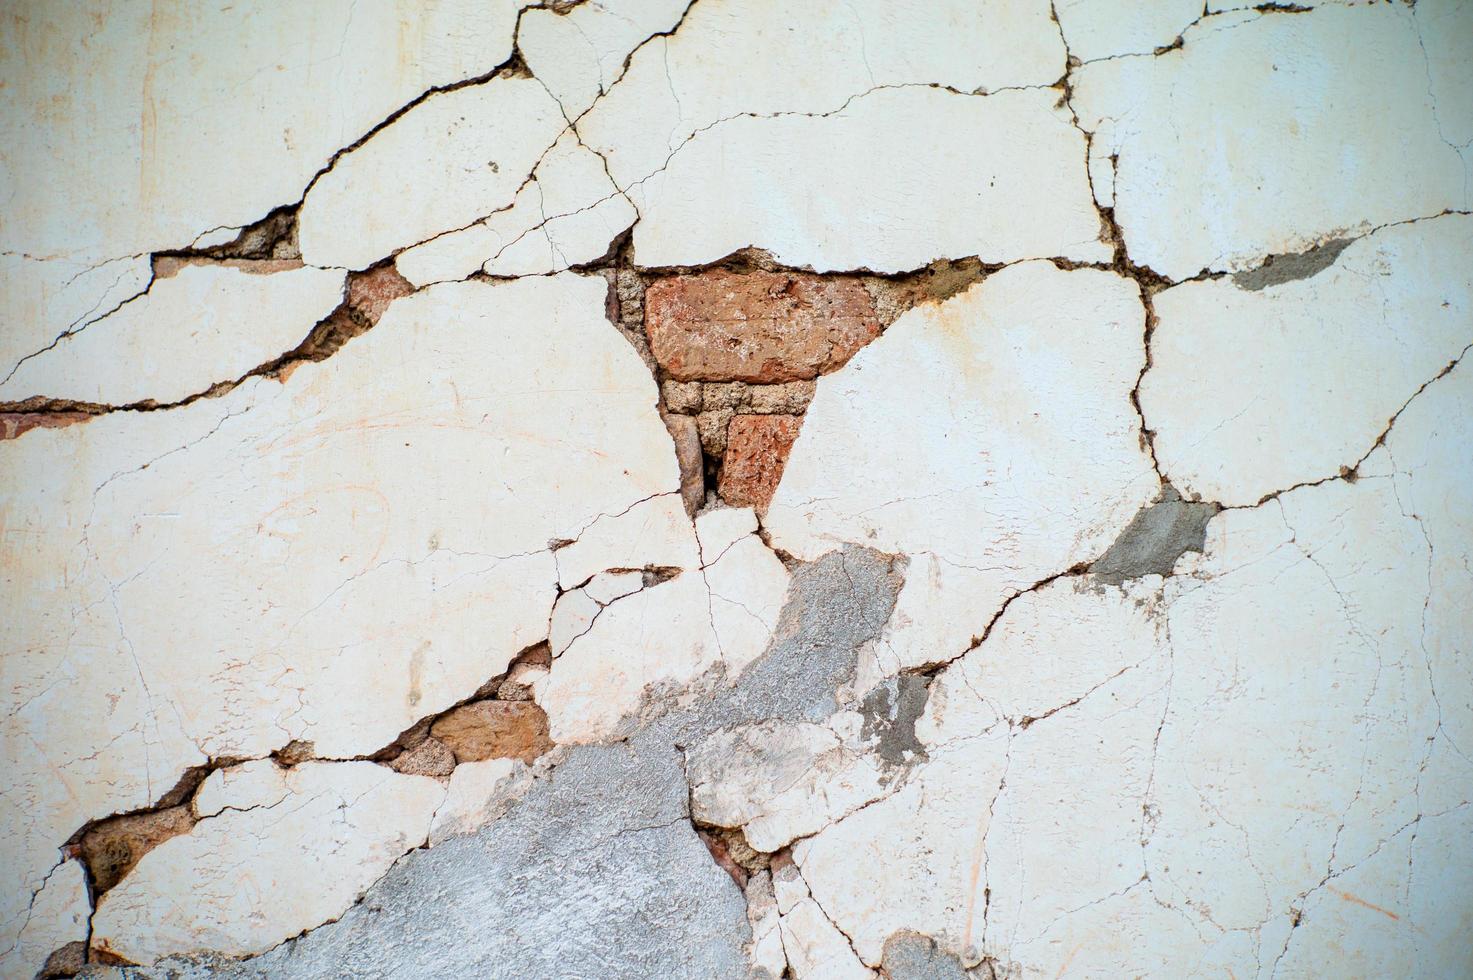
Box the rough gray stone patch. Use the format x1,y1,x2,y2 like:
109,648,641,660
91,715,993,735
1231,237,1352,291
880,931,992,979
1089,486,1219,585
96,547,903,980
860,674,932,766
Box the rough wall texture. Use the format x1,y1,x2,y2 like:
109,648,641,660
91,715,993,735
1,1,1470,978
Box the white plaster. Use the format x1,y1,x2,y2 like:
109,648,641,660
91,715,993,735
92,761,444,964
581,0,1067,191
0,263,345,406
395,132,637,286
519,0,692,120
1,0,528,266
695,506,761,565
1141,213,1473,505
428,758,529,846
298,76,568,270
1073,4,1472,280
0,858,90,980
626,87,1110,272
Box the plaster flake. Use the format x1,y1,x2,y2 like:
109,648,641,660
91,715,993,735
536,542,784,745
766,262,1157,674
0,263,345,406
427,758,529,846
92,761,445,965
626,87,1111,272
1141,213,1473,505
580,0,1066,192
519,0,693,121
1073,3,1472,280
297,75,569,270
395,131,637,286
0,858,89,980
0,0,528,267
688,718,889,852
0,253,154,384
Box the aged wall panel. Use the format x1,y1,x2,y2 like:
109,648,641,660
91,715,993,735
1,2,1469,978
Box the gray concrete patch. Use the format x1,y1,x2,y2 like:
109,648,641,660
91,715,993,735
1231,237,1351,291
1089,486,1218,585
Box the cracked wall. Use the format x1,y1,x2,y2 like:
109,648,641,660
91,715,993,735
1,1,1470,978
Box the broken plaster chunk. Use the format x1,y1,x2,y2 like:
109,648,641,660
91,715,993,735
518,0,695,120
0,253,153,383
771,855,811,916
627,87,1110,272
536,572,725,743
745,870,788,978
1052,0,1202,61
704,534,792,679
719,414,803,512
91,761,445,965
430,700,553,765
644,270,881,383
584,569,646,605
554,492,700,590
3,1,527,274
395,131,637,286
0,858,90,980
549,587,602,657
298,75,567,270
427,757,529,845
687,718,889,852
1139,213,1473,505
695,506,760,565
582,0,1067,192
1072,4,1472,280
767,262,1157,676
779,897,877,979
192,759,292,819
0,263,345,406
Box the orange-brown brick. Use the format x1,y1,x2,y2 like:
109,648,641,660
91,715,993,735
644,271,879,383
718,414,803,510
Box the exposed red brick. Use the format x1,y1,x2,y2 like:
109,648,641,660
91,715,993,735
645,271,879,383
346,263,414,325
662,411,705,515
0,412,92,440
430,700,553,764
718,414,802,511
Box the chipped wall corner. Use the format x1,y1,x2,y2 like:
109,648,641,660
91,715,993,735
3,1,1471,978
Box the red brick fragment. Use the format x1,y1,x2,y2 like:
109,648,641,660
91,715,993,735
430,700,553,764
0,412,92,440
346,263,414,325
645,270,879,383
718,414,803,511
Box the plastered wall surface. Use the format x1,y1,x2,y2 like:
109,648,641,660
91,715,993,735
1,1,1471,978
